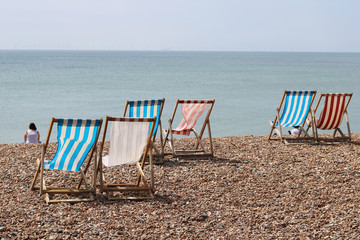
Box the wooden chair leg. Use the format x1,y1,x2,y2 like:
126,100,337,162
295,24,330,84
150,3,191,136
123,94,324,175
30,159,41,190
168,120,175,156
345,111,351,140
207,121,214,155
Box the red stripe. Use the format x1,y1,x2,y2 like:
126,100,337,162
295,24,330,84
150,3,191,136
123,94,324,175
317,94,348,130
317,96,329,129
331,96,345,129
172,129,191,135
179,99,213,104
324,95,335,129
108,117,155,123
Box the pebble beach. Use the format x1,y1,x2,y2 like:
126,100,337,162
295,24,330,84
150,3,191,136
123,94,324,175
1,134,360,239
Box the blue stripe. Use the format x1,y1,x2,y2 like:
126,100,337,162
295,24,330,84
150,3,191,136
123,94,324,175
143,100,148,117
127,99,162,136
136,101,141,117
51,119,65,169
277,91,314,127
65,120,85,171
281,92,295,126
71,120,88,171
294,92,304,126
284,91,300,126
75,122,98,171
50,119,73,169
75,119,101,171
153,100,162,135
129,102,135,117
45,119,101,172
58,119,80,170
293,91,303,125
149,100,155,117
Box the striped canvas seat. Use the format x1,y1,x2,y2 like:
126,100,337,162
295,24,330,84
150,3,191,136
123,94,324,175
172,100,208,136
275,91,316,127
316,93,352,130
98,116,156,200
164,99,215,157
312,93,353,141
102,119,151,166
269,90,317,143
127,99,163,136
44,119,102,172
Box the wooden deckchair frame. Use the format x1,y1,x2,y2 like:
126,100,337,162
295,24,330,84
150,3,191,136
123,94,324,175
164,99,215,158
310,93,353,142
122,98,165,158
97,116,156,200
269,90,317,144
30,117,103,204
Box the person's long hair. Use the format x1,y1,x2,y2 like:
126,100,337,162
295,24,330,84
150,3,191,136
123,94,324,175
29,123,37,131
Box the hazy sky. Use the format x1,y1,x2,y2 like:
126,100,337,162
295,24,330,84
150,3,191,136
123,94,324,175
1,0,359,52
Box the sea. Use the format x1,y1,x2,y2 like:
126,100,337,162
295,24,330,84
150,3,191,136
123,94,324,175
1,50,360,144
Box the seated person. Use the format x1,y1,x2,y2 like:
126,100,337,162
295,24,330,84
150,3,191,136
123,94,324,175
24,123,40,143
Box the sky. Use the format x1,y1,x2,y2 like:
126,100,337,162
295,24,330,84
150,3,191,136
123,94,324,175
0,0,359,52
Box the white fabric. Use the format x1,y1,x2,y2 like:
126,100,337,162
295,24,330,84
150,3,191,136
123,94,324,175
290,128,304,136
26,130,38,143
102,121,150,167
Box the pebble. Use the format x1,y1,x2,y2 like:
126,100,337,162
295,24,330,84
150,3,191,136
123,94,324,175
1,135,360,238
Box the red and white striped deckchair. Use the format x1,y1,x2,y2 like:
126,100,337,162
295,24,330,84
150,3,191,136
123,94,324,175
164,99,215,157
312,93,353,141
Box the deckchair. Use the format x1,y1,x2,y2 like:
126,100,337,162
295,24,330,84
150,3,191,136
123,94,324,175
123,98,165,157
311,93,353,141
30,118,103,204
98,116,156,200
164,99,215,157
269,90,316,143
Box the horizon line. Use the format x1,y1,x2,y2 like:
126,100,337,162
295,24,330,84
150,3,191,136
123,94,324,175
0,49,359,54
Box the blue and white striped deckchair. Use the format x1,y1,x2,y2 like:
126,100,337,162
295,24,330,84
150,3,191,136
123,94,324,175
30,117,103,204
269,91,316,142
123,98,165,156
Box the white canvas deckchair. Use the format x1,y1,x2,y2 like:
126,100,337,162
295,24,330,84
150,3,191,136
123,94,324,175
122,98,165,157
98,116,156,200
30,118,103,204
164,99,215,158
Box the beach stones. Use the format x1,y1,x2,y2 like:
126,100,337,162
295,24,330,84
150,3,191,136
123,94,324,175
1,135,360,238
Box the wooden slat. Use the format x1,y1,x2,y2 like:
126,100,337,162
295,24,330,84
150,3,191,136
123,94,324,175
46,196,94,204
104,183,138,187
108,195,152,201
175,150,206,154
103,186,153,192
43,188,94,194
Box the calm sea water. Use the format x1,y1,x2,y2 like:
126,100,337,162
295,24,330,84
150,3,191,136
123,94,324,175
1,50,360,144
